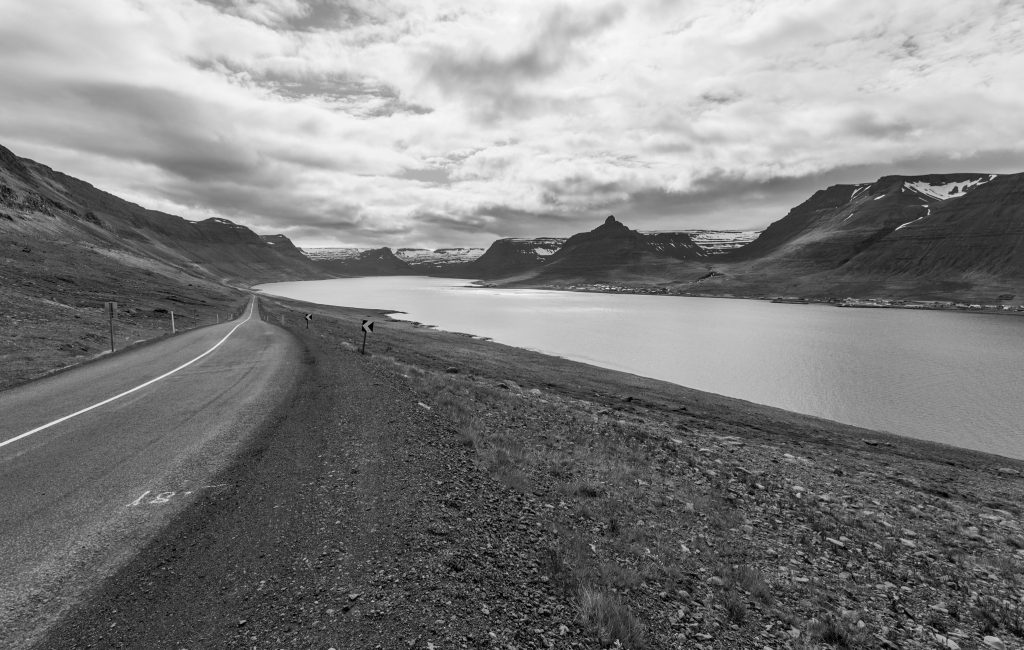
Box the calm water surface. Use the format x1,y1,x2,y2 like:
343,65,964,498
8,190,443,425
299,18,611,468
257,277,1024,460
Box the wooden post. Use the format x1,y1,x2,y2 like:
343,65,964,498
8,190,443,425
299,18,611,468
361,330,367,355
105,301,117,352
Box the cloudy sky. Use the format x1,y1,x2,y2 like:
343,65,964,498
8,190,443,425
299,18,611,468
2,0,1023,248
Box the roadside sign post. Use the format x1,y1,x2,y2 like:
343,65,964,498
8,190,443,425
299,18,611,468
361,319,374,354
104,301,117,352
304,313,312,329
170,311,176,334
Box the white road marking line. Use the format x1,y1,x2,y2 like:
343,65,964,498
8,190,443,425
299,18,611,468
1,298,257,449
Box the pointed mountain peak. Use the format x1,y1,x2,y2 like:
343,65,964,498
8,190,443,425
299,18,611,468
591,214,630,236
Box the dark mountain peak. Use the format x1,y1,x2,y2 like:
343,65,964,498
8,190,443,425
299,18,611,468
591,214,630,236
541,214,704,277
563,215,638,250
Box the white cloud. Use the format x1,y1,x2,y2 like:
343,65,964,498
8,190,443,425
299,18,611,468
1,0,1022,248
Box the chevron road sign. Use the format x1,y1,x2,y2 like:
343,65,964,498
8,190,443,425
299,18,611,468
361,319,374,354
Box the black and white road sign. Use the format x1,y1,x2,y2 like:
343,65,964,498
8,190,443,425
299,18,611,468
304,313,313,321
361,319,374,333
105,301,117,317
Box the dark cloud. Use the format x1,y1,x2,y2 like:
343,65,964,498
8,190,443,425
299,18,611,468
841,111,914,139
425,4,625,117
193,59,433,117
59,81,261,182
158,175,366,229
194,0,385,31
900,36,920,57
397,167,452,183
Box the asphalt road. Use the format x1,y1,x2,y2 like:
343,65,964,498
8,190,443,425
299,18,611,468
0,297,302,648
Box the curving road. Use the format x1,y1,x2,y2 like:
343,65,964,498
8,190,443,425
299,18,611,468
0,297,302,648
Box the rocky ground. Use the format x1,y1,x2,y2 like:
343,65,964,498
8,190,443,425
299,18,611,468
29,296,1024,649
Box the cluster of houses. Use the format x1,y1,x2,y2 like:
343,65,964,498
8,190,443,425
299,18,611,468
837,298,1024,311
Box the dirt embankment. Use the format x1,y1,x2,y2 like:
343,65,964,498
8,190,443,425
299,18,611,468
37,296,1024,649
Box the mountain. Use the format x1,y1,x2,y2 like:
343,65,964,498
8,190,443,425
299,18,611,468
0,144,316,282
394,247,485,273
261,234,308,258
303,247,372,261
310,247,414,276
716,172,1024,298
669,230,761,254
461,237,566,279
834,174,1024,281
528,215,704,281
640,230,708,260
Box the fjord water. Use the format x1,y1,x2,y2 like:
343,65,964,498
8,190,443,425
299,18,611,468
258,277,1024,460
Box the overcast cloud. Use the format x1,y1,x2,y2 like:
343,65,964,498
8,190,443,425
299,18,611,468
2,0,1023,247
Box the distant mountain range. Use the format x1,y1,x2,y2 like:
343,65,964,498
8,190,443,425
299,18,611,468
4,141,1023,307
304,227,759,279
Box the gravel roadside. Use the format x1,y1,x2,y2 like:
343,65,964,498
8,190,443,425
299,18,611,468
36,300,576,649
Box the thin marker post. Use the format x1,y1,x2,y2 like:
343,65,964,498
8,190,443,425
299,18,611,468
105,301,117,352
171,311,176,334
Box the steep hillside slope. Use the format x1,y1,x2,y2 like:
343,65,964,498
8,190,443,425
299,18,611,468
0,143,321,387
837,174,1024,280
706,173,1024,298
0,144,317,283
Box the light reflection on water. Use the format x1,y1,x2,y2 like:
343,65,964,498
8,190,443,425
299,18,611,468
257,277,1024,460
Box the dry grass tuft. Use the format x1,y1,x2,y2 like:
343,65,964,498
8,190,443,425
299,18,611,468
577,587,647,649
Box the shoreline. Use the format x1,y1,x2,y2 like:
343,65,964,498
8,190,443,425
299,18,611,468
490,282,1024,316
254,283,1024,462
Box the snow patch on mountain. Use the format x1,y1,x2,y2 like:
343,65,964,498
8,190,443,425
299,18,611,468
505,238,566,258
395,247,485,265
302,247,372,261
896,206,931,231
642,230,760,253
906,176,993,201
